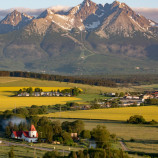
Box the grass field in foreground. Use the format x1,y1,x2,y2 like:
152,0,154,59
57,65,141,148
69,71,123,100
0,145,46,158
43,106,158,122
0,87,80,111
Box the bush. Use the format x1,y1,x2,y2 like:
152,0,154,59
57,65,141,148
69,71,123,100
127,115,146,124
148,119,158,125
43,151,59,158
130,138,135,142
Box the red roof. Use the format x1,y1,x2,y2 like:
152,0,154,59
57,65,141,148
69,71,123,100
12,125,38,138
12,131,38,138
22,131,29,137
12,131,22,137
30,125,36,131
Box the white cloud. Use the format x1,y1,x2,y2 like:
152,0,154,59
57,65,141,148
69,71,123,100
0,6,71,20
133,8,158,22
0,6,157,23
49,5,71,12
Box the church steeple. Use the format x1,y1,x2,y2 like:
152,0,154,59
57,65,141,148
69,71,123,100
29,125,38,138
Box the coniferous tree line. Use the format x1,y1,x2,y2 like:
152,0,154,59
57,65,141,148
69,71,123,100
0,71,116,87
1,71,158,87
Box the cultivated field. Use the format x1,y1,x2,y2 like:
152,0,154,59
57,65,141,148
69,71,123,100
0,87,81,111
43,106,158,122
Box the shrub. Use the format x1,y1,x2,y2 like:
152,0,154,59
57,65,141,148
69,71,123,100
130,138,135,142
148,119,158,125
127,115,146,124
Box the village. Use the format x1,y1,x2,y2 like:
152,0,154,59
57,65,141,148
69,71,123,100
17,91,71,97
16,87,81,97
97,91,158,107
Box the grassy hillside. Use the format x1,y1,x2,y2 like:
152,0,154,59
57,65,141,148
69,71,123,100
0,77,133,92
0,29,158,75
0,77,158,111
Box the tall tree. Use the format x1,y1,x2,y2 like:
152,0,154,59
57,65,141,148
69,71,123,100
91,125,111,149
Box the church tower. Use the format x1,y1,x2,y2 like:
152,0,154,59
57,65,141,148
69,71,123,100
29,125,38,138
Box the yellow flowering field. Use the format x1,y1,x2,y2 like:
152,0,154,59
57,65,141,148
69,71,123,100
42,106,158,121
0,87,81,111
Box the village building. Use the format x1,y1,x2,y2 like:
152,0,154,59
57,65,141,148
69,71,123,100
11,125,38,143
143,94,154,100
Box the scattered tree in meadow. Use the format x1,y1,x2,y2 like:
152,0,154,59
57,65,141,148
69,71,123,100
8,147,14,158
127,115,146,124
91,125,111,149
5,126,11,137
43,151,59,158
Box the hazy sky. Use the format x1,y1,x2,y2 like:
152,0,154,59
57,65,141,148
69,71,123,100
1,0,158,9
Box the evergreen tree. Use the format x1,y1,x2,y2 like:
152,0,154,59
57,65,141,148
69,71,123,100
8,147,14,158
5,126,11,137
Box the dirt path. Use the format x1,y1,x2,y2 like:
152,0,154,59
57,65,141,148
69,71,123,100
120,140,129,151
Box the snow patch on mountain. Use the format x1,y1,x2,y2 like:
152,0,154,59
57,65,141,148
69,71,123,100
97,13,104,18
149,20,158,27
87,2,90,7
86,21,100,29
56,14,69,21
129,16,146,31
52,19,71,30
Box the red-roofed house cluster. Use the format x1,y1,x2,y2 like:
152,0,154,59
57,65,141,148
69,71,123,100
11,125,38,143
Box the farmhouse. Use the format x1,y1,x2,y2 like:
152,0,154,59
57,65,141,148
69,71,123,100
11,125,38,143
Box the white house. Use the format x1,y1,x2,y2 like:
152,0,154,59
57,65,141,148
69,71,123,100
11,125,38,143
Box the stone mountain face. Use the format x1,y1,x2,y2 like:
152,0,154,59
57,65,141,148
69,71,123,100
0,0,158,75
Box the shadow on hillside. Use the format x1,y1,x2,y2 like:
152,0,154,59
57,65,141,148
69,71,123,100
2,91,16,97
125,139,158,145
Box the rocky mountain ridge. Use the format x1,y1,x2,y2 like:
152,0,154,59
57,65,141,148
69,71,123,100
0,0,157,36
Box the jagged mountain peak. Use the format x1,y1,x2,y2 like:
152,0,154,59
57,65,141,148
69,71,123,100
37,8,55,19
11,10,19,14
81,0,94,6
0,0,157,37
0,10,33,26
111,1,128,9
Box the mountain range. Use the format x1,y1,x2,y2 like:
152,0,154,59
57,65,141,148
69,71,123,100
0,0,158,75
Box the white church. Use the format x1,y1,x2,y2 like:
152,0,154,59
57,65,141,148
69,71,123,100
11,125,38,143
